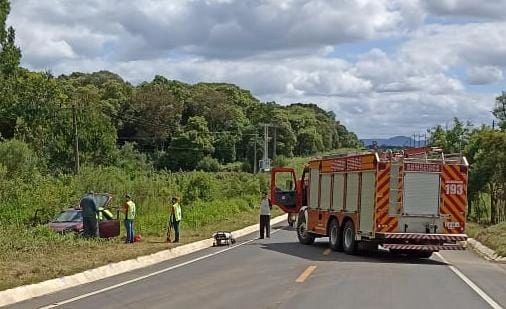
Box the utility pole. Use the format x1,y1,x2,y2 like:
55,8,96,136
263,124,269,170
256,123,277,171
273,126,277,160
253,133,258,174
72,103,80,175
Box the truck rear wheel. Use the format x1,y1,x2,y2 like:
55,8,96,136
297,211,315,245
343,220,357,254
329,219,342,251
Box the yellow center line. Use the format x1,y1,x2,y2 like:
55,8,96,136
295,265,317,283
323,248,331,256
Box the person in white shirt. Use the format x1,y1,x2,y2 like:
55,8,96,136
259,191,272,239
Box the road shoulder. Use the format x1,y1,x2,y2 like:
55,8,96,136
440,249,506,307
467,238,506,263
0,215,287,308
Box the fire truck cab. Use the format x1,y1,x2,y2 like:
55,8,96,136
270,148,468,257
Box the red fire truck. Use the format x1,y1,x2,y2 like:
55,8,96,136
270,148,468,257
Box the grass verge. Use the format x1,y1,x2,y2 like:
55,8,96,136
0,205,283,291
466,221,506,257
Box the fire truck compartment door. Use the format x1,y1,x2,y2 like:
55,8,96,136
403,172,440,216
346,173,359,212
359,172,375,234
319,174,331,210
309,168,319,209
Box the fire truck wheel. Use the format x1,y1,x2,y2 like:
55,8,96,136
329,219,341,251
343,220,357,254
297,211,315,245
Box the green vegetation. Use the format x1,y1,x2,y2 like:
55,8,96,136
428,97,506,256
428,115,506,225
0,163,285,290
0,206,283,291
465,222,481,239
0,1,360,175
0,2,357,290
466,222,506,257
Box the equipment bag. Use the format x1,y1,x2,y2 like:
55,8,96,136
212,231,236,246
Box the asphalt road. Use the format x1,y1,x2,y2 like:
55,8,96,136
8,225,506,309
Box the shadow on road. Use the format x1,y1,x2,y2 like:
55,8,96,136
257,240,448,266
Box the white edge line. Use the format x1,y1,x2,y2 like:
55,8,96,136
0,214,286,308
39,229,282,309
435,253,503,309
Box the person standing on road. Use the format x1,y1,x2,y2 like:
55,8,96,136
169,197,182,243
121,194,136,244
81,194,98,238
259,191,272,239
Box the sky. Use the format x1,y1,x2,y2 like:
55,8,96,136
7,0,506,138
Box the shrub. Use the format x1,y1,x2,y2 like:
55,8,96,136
196,156,221,172
0,139,38,178
240,161,253,173
114,143,152,172
183,173,216,202
273,155,289,167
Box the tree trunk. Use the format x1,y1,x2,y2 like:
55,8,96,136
467,194,474,220
500,183,506,223
490,183,497,225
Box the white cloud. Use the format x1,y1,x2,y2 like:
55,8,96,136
467,66,504,85
424,0,506,20
5,0,502,137
401,22,506,69
8,0,415,64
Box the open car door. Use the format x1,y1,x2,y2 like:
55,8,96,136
98,219,120,238
270,167,301,213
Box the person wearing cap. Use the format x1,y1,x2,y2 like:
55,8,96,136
169,197,182,243
121,194,136,244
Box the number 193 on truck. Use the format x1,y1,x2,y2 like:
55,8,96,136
270,147,468,258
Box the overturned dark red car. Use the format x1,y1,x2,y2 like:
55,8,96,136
48,193,120,238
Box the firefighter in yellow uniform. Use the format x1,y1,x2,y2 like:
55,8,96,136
122,194,136,244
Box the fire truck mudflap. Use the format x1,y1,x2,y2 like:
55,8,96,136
377,233,467,251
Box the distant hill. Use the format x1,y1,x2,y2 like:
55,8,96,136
361,136,426,147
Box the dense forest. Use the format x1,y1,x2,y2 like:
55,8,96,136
2,69,361,173
0,15,360,174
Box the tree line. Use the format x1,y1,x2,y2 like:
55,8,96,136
427,94,506,224
0,0,361,174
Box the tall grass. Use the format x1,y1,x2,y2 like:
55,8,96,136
0,166,267,227
0,166,273,290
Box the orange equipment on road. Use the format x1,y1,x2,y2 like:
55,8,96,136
270,147,468,257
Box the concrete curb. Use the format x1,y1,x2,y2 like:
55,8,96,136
467,238,506,263
0,214,288,307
